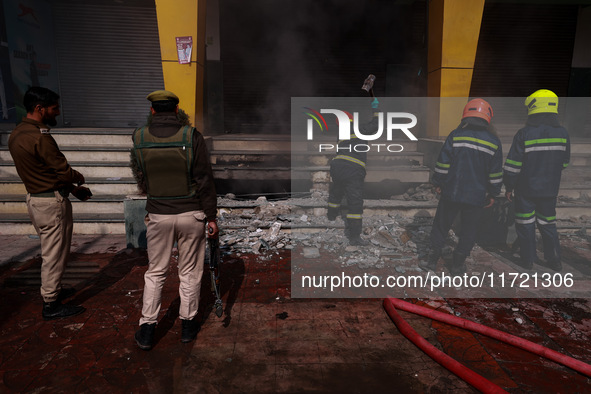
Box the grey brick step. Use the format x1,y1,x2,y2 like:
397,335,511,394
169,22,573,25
0,161,133,179
0,177,139,195
0,128,134,146
0,213,125,235
291,200,591,222
0,146,132,163
0,194,125,214
291,165,431,183
51,131,133,147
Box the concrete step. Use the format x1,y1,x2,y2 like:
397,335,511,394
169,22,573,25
211,165,431,183
210,134,422,153
0,177,139,196
0,213,125,235
0,161,133,179
289,199,591,222
0,194,124,214
209,134,291,152
49,128,134,147
291,151,424,167
561,167,591,186
570,154,591,167
0,146,132,163
291,166,431,183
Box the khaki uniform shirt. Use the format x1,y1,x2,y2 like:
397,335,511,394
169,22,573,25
8,117,84,194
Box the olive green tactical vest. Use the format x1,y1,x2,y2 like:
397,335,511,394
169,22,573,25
133,125,197,199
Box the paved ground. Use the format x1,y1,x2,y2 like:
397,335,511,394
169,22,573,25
1,234,591,393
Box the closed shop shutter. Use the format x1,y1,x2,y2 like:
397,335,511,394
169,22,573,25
470,3,578,98
52,0,164,128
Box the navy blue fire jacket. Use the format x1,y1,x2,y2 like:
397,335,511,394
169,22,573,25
503,113,570,198
331,114,380,172
432,117,503,207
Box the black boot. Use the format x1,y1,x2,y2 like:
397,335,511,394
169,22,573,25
348,235,368,246
546,258,562,272
181,318,200,343
327,207,338,221
419,249,441,271
447,252,467,276
56,287,77,302
521,259,534,270
135,323,156,350
42,300,85,321
347,218,366,245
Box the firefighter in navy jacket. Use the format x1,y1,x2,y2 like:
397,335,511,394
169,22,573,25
420,99,503,275
504,89,570,271
327,100,379,245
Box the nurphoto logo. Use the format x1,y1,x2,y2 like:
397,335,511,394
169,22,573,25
303,108,419,153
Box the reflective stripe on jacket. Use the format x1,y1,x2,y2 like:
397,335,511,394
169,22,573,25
503,113,570,198
432,117,503,207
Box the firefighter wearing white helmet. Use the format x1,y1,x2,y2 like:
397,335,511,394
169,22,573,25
420,99,503,275
503,89,570,271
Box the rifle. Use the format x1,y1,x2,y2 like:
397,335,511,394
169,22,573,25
207,228,223,317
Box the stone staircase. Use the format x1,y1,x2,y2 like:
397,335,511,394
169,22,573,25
1,127,589,235
0,128,135,235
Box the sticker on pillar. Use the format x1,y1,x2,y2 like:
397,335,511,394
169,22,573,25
176,36,193,64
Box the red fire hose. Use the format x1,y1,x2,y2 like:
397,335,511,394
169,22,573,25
383,298,591,392
383,299,507,393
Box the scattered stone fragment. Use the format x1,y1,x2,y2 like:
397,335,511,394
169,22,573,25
303,247,320,258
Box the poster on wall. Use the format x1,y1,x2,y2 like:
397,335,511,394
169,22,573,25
3,0,60,121
0,0,15,122
176,36,193,64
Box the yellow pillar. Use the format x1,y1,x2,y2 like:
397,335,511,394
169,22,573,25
427,0,485,137
154,0,207,131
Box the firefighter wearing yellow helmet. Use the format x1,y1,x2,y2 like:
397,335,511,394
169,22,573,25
503,89,570,271
524,89,559,115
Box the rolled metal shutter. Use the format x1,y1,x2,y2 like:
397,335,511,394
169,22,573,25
470,3,578,98
52,0,164,128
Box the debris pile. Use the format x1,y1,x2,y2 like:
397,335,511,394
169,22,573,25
392,184,438,201
215,185,591,270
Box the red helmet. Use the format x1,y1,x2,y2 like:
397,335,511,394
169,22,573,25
462,99,493,124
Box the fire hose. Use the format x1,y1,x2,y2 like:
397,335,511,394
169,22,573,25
383,298,591,393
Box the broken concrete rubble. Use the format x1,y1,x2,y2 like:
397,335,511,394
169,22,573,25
215,184,591,272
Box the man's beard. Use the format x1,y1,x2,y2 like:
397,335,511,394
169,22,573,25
44,116,57,127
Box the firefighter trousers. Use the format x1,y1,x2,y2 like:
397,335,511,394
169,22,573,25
514,194,560,263
328,161,365,238
431,199,483,257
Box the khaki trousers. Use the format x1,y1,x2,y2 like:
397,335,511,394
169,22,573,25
26,191,73,303
140,210,206,325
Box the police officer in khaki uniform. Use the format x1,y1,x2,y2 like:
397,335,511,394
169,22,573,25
133,90,218,350
8,86,90,320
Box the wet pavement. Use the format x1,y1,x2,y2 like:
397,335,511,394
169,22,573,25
1,234,591,393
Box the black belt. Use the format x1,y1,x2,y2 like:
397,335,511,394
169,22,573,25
30,189,69,198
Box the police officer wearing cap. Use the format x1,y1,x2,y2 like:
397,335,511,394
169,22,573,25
8,86,90,320
132,89,218,350
504,89,570,271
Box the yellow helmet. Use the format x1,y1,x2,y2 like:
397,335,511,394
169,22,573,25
525,89,558,115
